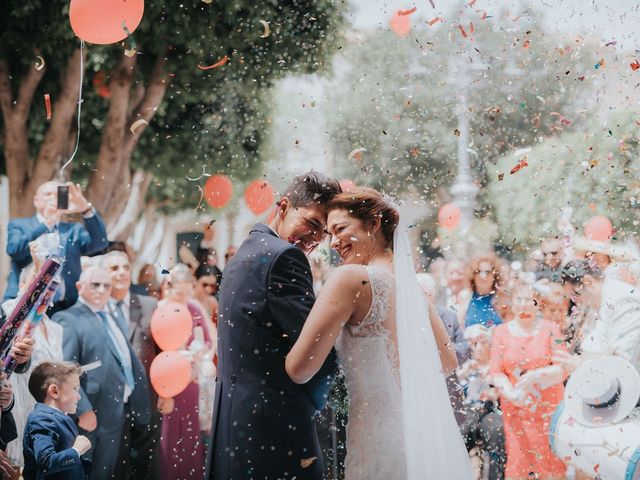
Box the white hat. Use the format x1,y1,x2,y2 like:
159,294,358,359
565,356,640,426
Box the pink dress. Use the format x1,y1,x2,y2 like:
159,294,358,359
490,320,566,479
159,302,212,480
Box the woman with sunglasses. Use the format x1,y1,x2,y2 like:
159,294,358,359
194,264,219,322
464,254,504,329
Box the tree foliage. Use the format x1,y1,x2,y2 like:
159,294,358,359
0,0,346,220
487,111,640,246
323,6,595,241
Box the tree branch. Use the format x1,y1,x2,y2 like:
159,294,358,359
123,53,170,160
87,54,137,212
14,60,46,120
0,60,14,122
32,48,86,188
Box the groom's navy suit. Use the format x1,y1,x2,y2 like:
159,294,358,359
207,224,337,480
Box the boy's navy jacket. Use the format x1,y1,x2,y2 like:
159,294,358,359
23,403,91,480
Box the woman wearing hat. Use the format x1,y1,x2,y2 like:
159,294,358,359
489,281,568,479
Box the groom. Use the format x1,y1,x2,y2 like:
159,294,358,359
206,172,342,480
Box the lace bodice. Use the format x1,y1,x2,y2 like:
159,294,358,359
335,266,406,479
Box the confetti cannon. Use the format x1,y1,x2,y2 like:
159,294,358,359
549,357,640,479
0,257,62,377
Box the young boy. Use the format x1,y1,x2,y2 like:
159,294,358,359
23,362,91,480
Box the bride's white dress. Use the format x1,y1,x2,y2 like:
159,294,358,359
335,265,407,480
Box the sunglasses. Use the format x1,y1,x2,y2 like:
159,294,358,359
89,282,112,290
475,269,495,276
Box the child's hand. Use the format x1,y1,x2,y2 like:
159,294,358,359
72,435,92,455
0,449,19,479
11,336,34,364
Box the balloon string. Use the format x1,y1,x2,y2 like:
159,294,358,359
60,39,84,177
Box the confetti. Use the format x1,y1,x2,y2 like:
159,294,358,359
201,0,213,3
550,112,571,125
186,165,212,181
198,55,230,70
129,118,148,134
398,7,417,16
428,0,435,7
509,156,528,174
498,173,504,181
161,269,170,275
300,457,317,469
604,40,617,47
523,39,530,48
122,20,137,57
34,55,45,71
259,20,271,38
453,128,461,136
348,147,367,161
458,25,468,38
193,185,204,212
630,61,640,71
476,10,487,19
44,93,52,120
428,17,442,26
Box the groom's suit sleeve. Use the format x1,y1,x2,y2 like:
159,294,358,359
268,246,337,410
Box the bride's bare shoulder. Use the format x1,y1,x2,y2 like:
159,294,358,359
324,264,370,290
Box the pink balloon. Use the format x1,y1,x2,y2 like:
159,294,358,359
69,0,144,45
438,203,461,231
150,302,192,351
150,351,192,398
584,215,613,242
390,10,411,37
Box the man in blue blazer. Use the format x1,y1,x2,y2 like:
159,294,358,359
4,181,108,309
207,172,341,480
52,266,151,480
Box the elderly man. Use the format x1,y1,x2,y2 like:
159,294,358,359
536,236,564,282
52,266,150,480
101,251,159,479
4,181,108,310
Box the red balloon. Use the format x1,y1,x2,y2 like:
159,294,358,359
584,215,613,242
339,179,357,193
204,175,233,209
150,302,192,351
150,351,192,398
438,203,462,231
390,10,411,37
245,180,275,215
69,0,144,45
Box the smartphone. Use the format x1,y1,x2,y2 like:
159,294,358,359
57,185,69,210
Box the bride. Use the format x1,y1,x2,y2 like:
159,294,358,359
285,187,472,480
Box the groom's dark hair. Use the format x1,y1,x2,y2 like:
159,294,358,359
280,171,342,209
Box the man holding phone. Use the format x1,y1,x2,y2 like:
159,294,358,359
3,181,109,312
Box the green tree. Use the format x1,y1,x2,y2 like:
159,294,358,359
324,7,595,239
0,0,345,226
487,111,640,247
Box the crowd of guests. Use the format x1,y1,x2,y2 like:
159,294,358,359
415,236,640,480
1,179,639,480
0,181,229,479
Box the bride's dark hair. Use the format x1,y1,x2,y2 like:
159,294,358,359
328,187,399,247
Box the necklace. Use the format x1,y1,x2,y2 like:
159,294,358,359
508,316,542,337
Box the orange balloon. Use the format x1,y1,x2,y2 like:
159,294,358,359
204,174,233,209
438,203,462,231
69,0,144,45
390,10,411,37
150,351,192,398
339,179,357,193
245,180,275,215
150,302,192,351
584,215,613,242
